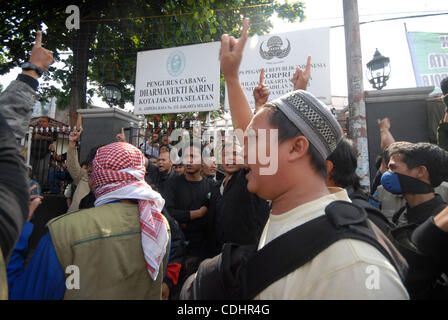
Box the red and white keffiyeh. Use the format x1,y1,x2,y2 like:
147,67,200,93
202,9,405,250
91,142,168,281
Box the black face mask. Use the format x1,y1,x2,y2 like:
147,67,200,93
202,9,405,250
381,171,434,195
398,173,434,194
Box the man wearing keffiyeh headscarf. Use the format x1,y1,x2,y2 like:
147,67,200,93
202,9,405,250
7,142,171,300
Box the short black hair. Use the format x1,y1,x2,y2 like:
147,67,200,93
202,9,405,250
327,138,361,189
387,141,448,187
263,103,327,178
159,144,170,151
381,145,391,169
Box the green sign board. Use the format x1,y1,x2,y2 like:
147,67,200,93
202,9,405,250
406,31,448,94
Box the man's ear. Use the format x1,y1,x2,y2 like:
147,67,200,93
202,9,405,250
288,136,309,161
326,160,334,177
415,165,430,183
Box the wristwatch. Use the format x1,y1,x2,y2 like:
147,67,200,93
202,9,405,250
21,62,43,77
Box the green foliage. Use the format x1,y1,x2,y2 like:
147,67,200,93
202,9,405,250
0,0,305,124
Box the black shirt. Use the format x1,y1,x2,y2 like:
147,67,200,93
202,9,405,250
164,174,214,257
203,169,270,258
157,169,177,200
390,194,447,299
395,194,447,226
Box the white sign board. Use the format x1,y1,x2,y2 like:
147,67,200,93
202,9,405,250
225,28,331,108
134,42,221,115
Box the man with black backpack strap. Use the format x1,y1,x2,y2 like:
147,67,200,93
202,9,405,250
181,18,409,300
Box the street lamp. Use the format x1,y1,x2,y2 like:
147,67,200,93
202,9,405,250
103,81,122,107
366,49,391,90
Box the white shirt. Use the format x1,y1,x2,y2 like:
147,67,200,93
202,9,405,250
140,141,159,159
255,187,409,300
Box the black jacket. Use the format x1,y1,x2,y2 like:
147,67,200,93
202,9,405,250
156,169,177,200
394,194,447,226
411,216,448,295
203,169,270,258
390,195,448,299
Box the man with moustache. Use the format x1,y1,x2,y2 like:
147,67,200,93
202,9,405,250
153,150,177,200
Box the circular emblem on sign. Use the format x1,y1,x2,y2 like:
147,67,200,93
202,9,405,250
259,36,291,60
167,50,186,77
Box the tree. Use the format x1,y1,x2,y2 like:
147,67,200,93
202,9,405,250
0,0,306,125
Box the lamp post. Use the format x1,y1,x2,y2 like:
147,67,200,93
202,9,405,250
343,0,370,189
103,81,122,107
366,49,391,90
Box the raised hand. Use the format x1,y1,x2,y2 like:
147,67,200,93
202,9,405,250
116,128,127,143
29,31,54,73
377,118,391,131
69,127,83,147
253,68,270,109
219,18,249,79
291,56,311,91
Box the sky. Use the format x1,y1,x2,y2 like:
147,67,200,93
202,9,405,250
271,0,448,97
1,0,447,110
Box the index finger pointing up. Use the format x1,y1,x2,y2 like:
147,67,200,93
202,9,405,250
35,30,42,47
305,56,311,73
259,68,265,85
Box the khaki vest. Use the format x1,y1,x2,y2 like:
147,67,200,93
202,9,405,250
47,202,170,300
0,252,8,300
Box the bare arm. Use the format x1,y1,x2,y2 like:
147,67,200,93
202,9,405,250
66,128,85,185
220,18,253,137
378,118,395,150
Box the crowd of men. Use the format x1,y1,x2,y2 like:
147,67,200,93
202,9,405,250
1,19,448,300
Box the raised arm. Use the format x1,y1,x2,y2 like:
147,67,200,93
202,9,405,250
0,31,54,141
378,118,395,151
66,128,84,185
220,18,252,135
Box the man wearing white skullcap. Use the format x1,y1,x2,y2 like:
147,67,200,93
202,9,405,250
216,18,409,300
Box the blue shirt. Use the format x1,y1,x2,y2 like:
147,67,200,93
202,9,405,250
370,190,381,209
7,201,169,299
7,222,65,299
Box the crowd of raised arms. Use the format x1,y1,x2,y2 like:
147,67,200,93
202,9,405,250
1,18,448,301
